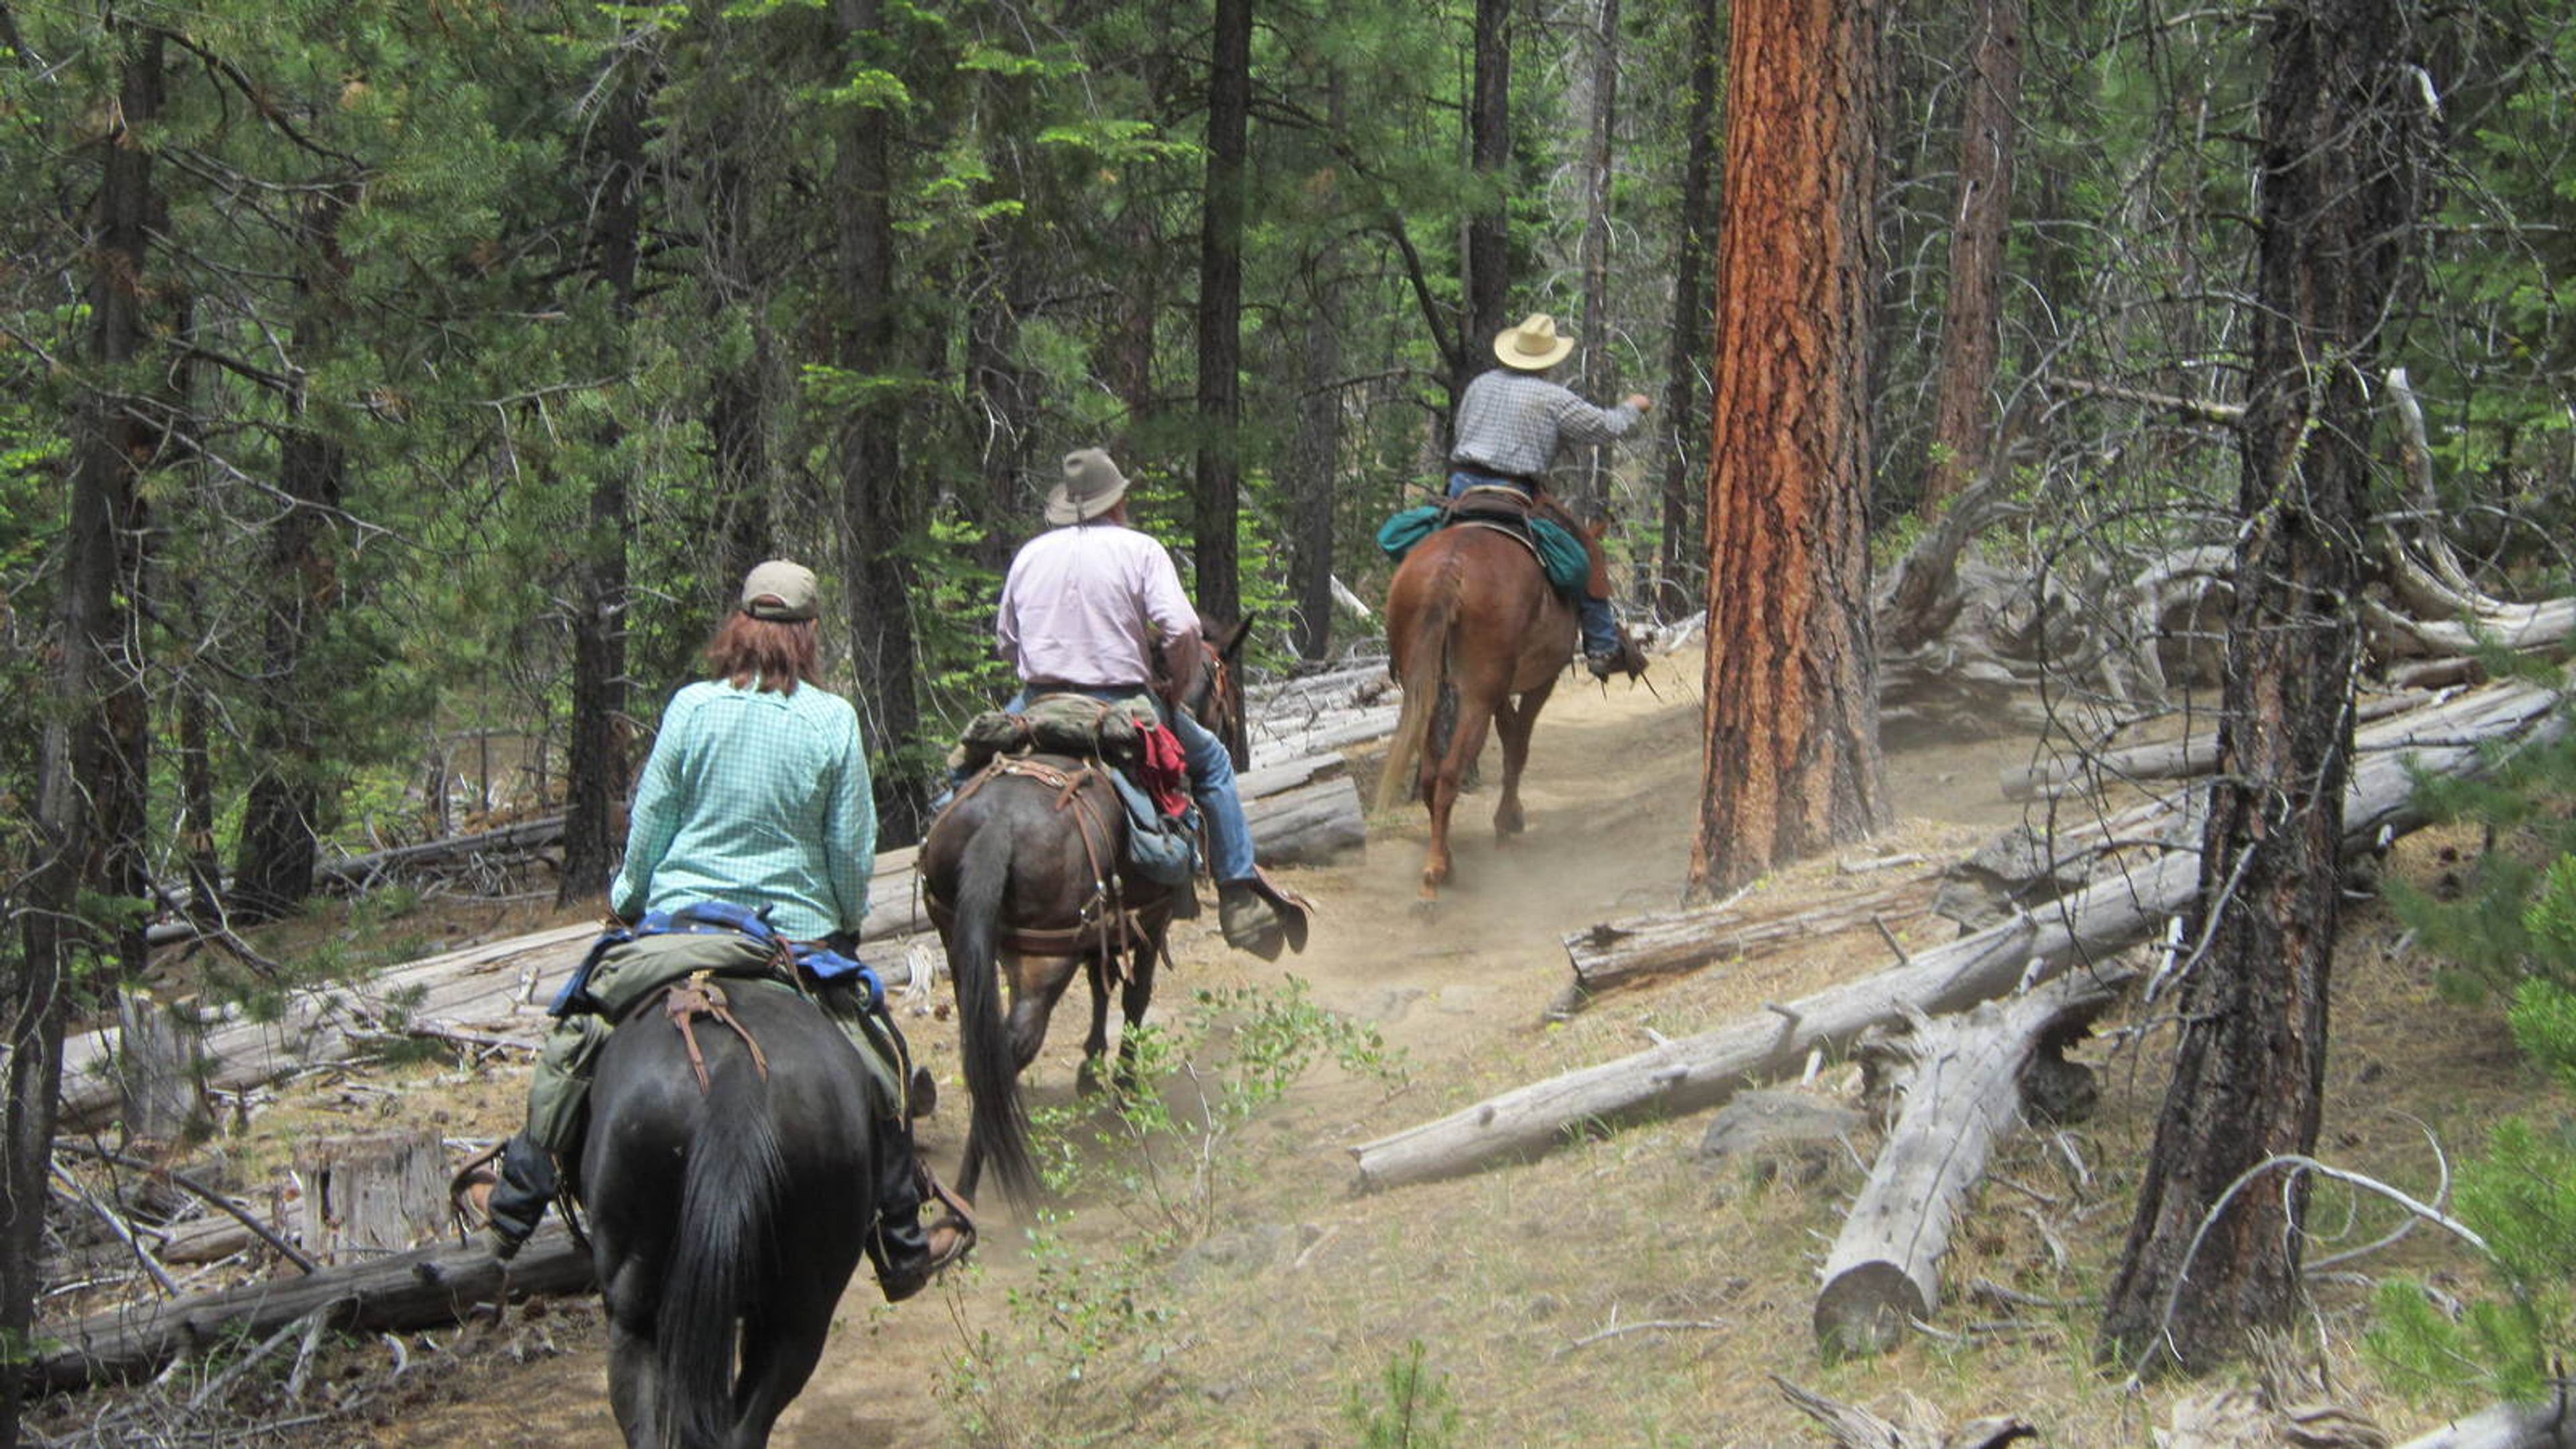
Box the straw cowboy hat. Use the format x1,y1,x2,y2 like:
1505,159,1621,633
1493,313,1576,371
1046,447,1132,525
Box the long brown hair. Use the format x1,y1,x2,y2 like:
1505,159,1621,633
705,612,821,694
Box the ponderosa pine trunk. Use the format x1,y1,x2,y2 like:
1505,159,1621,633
1460,0,1515,405
1654,0,1721,623
560,83,645,906
1914,0,2024,515
1574,0,1622,507
1195,0,1250,714
2096,0,2428,1373
835,0,926,844
1687,0,1892,898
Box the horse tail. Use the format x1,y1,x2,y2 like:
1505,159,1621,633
950,821,1040,1207
1373,584,1454,816
657,1055,786,1447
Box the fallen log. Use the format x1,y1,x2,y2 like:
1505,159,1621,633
1244,773,1367,866
2396,1389,2576,1449
1812,967,2133,1357
1774,1376,2037,1449
2000,692,2430,802
313,816,570,893
1552,875,1938,1016
34,1224,595,1395
1348,671,2569,1191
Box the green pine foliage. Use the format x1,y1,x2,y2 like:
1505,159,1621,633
2373,701,2576,1403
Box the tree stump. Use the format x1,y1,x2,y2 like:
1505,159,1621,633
114,989,209,1149
293,1130,450,1263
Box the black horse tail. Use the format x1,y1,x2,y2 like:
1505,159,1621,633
951,822,1040,1207
657,1055,786,1447
1373,580,1454,816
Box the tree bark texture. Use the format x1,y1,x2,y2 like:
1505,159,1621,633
2098,0,2428,1371
232,176,362,919
1460,0,1514,402
1193,0,1250,661
1689,0,1892,898
7,29,163,1442
1655,0,1721,622
561,84,647,906
1287,235,1348,662
834,0,926,844
1915,0,2025,513
1574,0,1622,506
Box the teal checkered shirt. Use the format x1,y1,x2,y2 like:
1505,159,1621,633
611,678,876,941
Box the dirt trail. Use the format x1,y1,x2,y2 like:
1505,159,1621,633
320,644,2043,1448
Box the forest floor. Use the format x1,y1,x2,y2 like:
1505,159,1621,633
42,641,2553,1448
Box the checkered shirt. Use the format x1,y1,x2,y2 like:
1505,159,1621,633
1448,367,1644,480
611,678,875,941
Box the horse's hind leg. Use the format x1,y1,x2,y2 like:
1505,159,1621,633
1110,934,1162,1095
1075,955,1113,1096
1420,700,1498,899
602,1281,664,1448
1491,679,1554,840
724,1279,845,1449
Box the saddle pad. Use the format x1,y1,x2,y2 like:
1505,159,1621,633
1376,503,1591,594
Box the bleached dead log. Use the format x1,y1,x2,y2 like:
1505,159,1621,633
1553,876,1937,1016
2000,691,2430,802
33,1224,595,1394
313,816,570,893
1813,967,2133,1357
1774,1376,2038,1449
2395,1389,2576,1449
1348,671,2570,1191
1244,773,1367,865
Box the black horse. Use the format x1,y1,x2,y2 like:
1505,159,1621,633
581,980,874,1449
922,621,1249,1208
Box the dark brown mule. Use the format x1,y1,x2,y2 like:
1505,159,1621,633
1373,498,1582,900
920,623,1249,1207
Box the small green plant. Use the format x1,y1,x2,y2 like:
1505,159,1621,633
1342,1338,1461,1449
2371,691,2576,1403
940,978,1407,1442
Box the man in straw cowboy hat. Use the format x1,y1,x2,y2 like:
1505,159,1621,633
1448,312,1652,680
991,448,1309,958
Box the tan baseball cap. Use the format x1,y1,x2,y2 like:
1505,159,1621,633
741,559,818,621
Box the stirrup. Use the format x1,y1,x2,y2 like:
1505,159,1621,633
447,1141,506,1232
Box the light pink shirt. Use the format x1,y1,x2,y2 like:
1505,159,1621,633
996,521,1201,688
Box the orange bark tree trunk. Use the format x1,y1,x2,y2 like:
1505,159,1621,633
1688,0,1892,898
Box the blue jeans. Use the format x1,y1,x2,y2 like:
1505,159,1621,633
1004,688,1258,885
1444,472,1621,657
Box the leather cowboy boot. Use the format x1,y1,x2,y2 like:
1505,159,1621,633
474,1134,559,1260
872,1128,975,1303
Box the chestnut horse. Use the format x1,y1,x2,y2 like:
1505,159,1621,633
1373,503,1582,900
920,622,1248,1208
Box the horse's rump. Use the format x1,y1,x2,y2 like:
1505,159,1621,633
584,983,872,1447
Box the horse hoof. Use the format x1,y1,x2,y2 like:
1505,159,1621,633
1409,894,1442,920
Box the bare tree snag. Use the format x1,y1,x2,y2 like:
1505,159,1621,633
2098,0,2430,1371
112,990,207,1148
1813,967,2132,1356
1349,671,2567,1191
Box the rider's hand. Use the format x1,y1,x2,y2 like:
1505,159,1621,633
1623,393,1654,413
